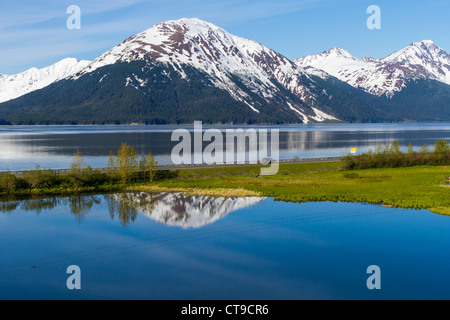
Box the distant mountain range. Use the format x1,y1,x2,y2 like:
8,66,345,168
0,58,89,103
1,18,449,125
295,40,450,97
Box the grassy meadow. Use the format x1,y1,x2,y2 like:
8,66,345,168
133,162,450,216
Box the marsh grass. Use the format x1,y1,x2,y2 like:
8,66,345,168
1,158,448,216
150,162,450,216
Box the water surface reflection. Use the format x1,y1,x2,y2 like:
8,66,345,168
0,192,264,227
0,194,449,299
1,123,448,170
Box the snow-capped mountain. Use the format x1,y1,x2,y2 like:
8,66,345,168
0,58,90,103
295,40,450,97
74,18,337,123
381,40,450,84
2,19,449,124
296,47,400,96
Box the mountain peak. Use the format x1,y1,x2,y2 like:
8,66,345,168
78,17,304,89
136,18,236,45
297,39,450,97
81,17,238,74
383,40,443,59
161,17,213,25
169,17,216,26
148,18,222,35
325,47,354,58
294,47,356,72
412,39,435,47
69,18,346,123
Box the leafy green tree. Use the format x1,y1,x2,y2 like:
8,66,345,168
434,140,449,154
433,139,449,165
407,143,414,154
23,165,44,190
387,140,403,167
406,143,415,166
389,141,401,154
116,143,138,184
420,144,429,153
106,151,117,180
69,150,92,190
0,174,18,194
140,151,158,182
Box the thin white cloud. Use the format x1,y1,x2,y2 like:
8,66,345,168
0,0,323,74
0,0,147,30
179,0,320,23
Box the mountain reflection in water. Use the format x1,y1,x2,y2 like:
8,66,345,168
122,192,264,228
0,192,264,227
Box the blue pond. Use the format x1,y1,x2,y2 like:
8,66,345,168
0,193,449,299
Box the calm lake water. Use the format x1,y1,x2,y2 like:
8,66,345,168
0,123,449,171
0,193,449,300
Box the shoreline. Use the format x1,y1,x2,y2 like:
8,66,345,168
1,162,449,216
2,121,450,128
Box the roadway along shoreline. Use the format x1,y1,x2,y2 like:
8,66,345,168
0,157,343,176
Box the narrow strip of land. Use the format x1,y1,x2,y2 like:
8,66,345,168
1,160,449,216
0,157,343,176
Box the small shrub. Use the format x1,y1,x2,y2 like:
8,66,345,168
343,172,360,179
342,154,356,170
23,165,51,190
0,174,18,194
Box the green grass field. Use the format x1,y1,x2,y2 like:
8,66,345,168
141,162,450,215
1,161,449,216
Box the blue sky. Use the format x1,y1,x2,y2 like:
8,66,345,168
1,0,449,74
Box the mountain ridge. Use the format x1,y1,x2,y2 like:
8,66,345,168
1,18,449,124
0,58,90,103
295,40,450,97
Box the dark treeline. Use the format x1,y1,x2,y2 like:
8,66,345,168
343,140,450,170
0,118,11,125
4,61,450,125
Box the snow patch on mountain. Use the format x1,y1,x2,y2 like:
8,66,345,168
311,107,337,122
287,102,309,123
